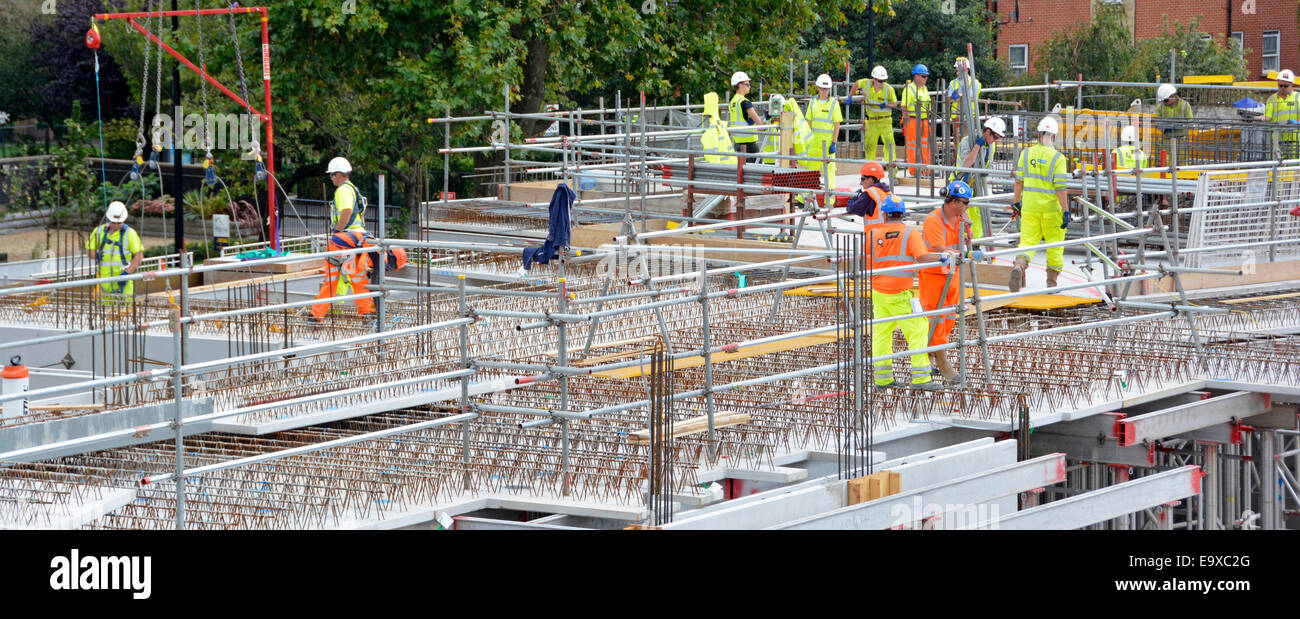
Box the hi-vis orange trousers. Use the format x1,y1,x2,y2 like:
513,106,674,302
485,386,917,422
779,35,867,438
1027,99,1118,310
311,230,375,319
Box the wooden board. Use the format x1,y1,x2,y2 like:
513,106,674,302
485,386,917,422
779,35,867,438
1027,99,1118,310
1220,291,1300,305
592,334,841,379
571,220,827,268
159,268,322,299
1143,258,1300,294
628,412,750,443
847,470,901,506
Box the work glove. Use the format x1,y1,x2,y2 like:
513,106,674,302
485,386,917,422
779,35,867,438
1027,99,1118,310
1060,208,1071,229
326,255,347,267
939,250,959,265
828,143,837,154
966,249,987,262
845,96,857,105
878,102,888,110
1010,201,1021,219
1288,119,1300,125
974,136,986,147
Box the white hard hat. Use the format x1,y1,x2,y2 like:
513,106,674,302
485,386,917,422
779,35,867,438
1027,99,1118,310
871,65,888,81
327,157,352,174
1278,69,1296,84
1120,125,1138,143
1037,116,1059,135
815,74,833,89
1157,83,1177,101
106,200,128,223
953,56,969,68
767,94,786,117
983,117,1006,137
730,71,751,87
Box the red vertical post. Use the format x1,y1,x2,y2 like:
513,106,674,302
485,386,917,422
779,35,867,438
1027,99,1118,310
260,8,278,252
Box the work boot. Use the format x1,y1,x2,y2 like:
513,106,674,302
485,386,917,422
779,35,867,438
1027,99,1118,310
1009,256,1028,292
1045,268,1061,290
912,380,942,392
933,351,960,382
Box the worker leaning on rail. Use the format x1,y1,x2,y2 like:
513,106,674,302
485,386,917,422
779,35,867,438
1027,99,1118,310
1264,69,1300,159
802,74,843,184
900,64,932,179
846,161,891,235
948,116,1005,238
867,194,949,391
84,201,155,305
920,181,987,385
1113,125,1149,170
1010,116,1070,292
1154,83,1193,166
728,71,764,161
311,156,376,323
851,66,898,172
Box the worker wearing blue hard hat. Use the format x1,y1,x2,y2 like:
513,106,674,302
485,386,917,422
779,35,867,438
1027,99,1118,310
901,64,932,179
918,180,987,384
866,194,950,391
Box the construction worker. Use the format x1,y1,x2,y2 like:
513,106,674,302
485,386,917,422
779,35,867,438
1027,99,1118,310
948,116,1005,238
867,194,949,390
311,156,376,322
700,92,737,165
920,181,986,383
1010,117,1070,292
1113,125,1149,170
845,161,891,233
84,201,154,304
1263,69,1300,159
900,64,932,178
802,74,843,184
948,57,982,135
851,66,898,169
729,71,764,160
1155,83,1193,166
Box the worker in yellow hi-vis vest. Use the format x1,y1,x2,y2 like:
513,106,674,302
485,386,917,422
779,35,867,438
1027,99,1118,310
802,74,843,185
84,201,155,305
312,156,376,323
852,66,898,170
1010,117,1071,292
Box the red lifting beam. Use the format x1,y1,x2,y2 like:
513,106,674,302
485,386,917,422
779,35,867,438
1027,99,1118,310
93,6,280,252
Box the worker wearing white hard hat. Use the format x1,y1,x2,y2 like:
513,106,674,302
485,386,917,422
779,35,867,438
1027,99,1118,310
802,73,843,184
1009,116,1070,292
728,71,763,160
1154,83,1192,166
312,156,376,322
1264,69,1300,158
948,116,1006,237
84,201,153,304
1113,125,1149,170
851,66,899,172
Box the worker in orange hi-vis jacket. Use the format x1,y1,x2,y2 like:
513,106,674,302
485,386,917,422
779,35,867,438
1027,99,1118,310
919,181,987,385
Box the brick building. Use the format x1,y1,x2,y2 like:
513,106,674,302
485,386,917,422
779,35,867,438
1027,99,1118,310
993,0,1299,80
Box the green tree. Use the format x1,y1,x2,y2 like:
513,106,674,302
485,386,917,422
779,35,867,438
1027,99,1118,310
1025,1,1133,108
829,0,1004,90
1124,17,1246,83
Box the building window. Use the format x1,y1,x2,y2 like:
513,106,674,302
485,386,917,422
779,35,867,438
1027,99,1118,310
1230,31,1243,56
1263,31,1280,75
1009,44,1028,75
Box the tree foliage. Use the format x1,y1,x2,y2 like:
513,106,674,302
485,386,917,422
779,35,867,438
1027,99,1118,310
829,0,1004,89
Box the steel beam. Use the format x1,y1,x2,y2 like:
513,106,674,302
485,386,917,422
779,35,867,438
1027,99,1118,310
771,453,1066,530
1117,392,1271,447
452,516,585,531
0,399,214,463
962,465,1202,530
1029,432,1155,468
663,439,1008,530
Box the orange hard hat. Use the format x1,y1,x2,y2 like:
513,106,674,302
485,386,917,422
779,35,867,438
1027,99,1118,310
860,162,885,180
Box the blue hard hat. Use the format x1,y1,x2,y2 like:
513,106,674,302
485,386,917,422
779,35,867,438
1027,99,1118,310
881,194,907,215
912,64,930,76
945,181,973,200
